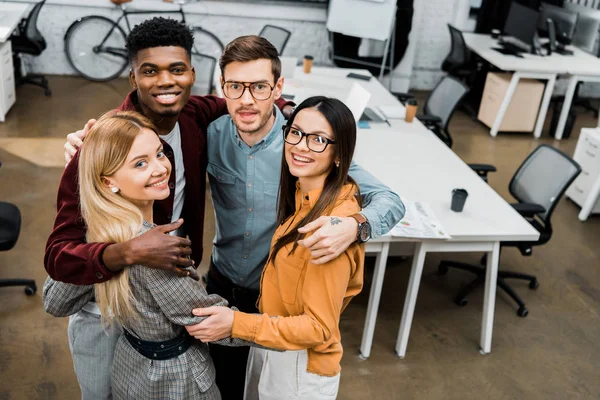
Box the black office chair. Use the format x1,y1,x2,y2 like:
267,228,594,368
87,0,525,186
9,0,51,97
259,25,292,55
438,145,581,317
191,52,217,95
442,25,476,81
395,76,469,148
0,161,37,295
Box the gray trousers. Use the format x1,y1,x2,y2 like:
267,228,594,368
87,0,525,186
244,348,340,400
68,310,121,400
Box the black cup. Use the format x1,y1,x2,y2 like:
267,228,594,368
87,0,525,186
451,188,468,212
491,29,501,39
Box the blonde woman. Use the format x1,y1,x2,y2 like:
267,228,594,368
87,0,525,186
43,111,249,400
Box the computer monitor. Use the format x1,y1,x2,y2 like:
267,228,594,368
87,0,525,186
537,3,578,46
564,1,600,55
503,2,540,48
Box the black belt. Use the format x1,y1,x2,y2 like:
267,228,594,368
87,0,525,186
123,329,194,361
208,262,259,304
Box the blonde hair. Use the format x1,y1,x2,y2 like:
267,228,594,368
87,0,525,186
78,110,159,326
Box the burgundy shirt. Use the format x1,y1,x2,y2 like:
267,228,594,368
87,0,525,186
44,92,291,285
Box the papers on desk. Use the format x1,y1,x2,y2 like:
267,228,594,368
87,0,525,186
376,105,406,120
390,200,451,239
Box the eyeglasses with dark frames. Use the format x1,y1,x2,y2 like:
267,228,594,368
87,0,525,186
221,81,275,100
282,125,336,153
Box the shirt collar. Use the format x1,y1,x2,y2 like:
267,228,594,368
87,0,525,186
294,181,324,212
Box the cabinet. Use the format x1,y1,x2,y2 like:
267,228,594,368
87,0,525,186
566,128,600,221
0,41,16,122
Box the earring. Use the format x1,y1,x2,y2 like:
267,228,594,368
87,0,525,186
111,187,119,193
335,161,340,168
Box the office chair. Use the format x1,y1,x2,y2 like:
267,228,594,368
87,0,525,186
191,53,217,95
9,0,51,97
395,76,469,148
0,161,37,295
438,145,581,317
259,25,292,55
442,25,476,81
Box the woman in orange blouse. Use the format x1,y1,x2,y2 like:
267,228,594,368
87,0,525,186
194,96,365,399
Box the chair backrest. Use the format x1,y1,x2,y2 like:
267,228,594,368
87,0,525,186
191,53,217,95
442,25,470,71
0,202,21,251
423,76,469,132
564,2,600,55
259,25,292,55
23,0,47,51
509,144,581,224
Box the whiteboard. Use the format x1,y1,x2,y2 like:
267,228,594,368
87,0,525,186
327,0,397,41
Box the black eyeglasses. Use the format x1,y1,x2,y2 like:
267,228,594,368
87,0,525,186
282,125,336,153
222,81,274,100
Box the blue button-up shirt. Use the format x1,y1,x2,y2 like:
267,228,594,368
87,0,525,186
207,107,405,289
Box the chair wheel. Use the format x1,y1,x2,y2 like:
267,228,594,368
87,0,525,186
44,89,52,97
455,297,468,307
517,307,529,317
24,285,37,296
529,279,539,290
437,263,449,275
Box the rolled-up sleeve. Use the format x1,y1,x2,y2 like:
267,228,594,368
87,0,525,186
349,161,405,238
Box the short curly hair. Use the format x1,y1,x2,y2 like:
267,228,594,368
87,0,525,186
127,17,194,63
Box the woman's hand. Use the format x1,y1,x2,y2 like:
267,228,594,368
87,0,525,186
186,306,234,342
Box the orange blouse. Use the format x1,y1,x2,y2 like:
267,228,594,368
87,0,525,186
231,183,365,376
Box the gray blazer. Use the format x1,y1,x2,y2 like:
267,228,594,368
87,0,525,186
42,222,251,399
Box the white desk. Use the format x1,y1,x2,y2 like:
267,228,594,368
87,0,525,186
279,66,540,358
0,2,29,122
463,33,600,140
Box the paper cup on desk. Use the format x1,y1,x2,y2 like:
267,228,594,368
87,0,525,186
405,99,417,123
451,188,468,212
303,55,314,74
280,56,298,79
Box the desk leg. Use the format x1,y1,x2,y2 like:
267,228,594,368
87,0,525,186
395,242,426,359
533,74,556,139
555,76,579,140
359,242,390,359
490,73,520,137
480,241,500,355
579,174,600,221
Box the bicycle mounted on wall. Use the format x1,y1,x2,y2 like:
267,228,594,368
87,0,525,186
64,0,224,82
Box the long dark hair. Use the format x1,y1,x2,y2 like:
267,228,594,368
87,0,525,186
270,96,360,262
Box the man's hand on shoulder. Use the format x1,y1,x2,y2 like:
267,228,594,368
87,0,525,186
103,219,197,279
64,119,96,165
297,216,359,264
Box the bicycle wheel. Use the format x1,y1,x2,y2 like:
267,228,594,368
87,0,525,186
65,16,128,82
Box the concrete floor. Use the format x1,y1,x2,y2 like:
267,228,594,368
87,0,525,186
0,76,598,400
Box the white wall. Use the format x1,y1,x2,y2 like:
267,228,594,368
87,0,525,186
11,0,598,97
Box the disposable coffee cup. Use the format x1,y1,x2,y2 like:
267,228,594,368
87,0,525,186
303,55,314,74
491,29,501,39
405,99,417,123
451,188,468,212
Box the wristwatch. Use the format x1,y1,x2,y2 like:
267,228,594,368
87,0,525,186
350,213,371,244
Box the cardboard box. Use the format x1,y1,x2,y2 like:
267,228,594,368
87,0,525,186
478,72,545,132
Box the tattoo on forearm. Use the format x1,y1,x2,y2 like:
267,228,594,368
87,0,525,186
330,217,342,226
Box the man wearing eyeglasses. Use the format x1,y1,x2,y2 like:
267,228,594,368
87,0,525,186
186,35,405,399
